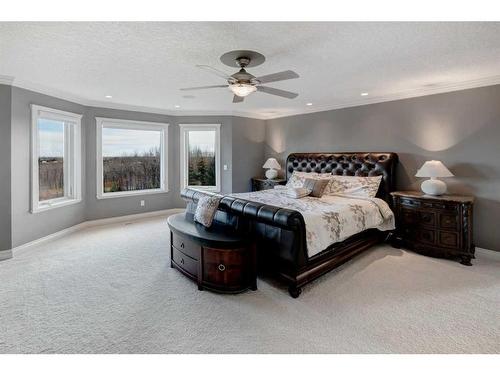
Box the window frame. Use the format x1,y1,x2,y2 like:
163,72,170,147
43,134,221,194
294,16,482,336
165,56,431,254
30,104,83,213
96,117,169,199
179,123,221,192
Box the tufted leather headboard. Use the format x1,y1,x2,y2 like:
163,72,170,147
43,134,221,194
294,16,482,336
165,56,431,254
286,152,398,204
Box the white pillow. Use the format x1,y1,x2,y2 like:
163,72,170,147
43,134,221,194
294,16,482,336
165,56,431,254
285,187,311,199
286,171,334,188
326,175,382,198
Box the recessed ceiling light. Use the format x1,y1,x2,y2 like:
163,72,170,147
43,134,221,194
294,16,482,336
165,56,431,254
105,95,112,98
361,92,369,96
174,105,181,108
306,103,313,106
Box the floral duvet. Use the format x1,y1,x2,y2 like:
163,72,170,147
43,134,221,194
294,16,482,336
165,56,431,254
230,189,395,257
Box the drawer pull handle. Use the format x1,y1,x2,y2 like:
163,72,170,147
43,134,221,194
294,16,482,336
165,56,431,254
218,264,226,272
180,258,184,265
180,243,184,248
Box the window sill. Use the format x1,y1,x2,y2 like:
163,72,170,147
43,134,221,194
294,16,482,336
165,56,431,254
31,198,82,213
97,188,169,200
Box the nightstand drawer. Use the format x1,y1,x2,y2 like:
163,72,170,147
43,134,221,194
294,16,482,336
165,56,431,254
416,228,436,245
438,231,459,248
401,208,418,225
418,211,436,227
422,201,457,211
400,198,421,208
439,213,458,230
402,209,435,227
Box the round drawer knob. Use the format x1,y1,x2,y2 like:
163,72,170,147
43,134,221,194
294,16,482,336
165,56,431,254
180,258,184,264
218,264,226,272
180,243,184,248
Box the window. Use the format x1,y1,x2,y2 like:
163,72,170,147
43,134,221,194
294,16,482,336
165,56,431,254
180,124,221,192
96,118,169,199
31,105,82,213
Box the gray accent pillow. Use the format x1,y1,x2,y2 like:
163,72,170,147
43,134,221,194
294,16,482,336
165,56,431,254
303,178,330,197
194,196,221,227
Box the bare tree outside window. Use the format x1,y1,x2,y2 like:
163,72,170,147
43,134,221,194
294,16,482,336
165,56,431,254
102,127,162,193
38,119,65,201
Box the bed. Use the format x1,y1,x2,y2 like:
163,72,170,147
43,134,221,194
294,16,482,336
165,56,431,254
181,152,398,297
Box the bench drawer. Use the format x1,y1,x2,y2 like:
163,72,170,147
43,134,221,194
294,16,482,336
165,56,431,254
172,247,198,277
172,232,200,260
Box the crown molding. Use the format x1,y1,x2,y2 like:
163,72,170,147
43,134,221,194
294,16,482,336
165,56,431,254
3,74,500,121
0,75,15,85
259,75,500,120
2,76,269,120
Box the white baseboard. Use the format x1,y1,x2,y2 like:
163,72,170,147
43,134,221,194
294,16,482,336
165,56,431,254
10,208,185,258
0,249,13,261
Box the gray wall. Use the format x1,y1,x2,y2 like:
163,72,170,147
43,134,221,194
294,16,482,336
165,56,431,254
10,87,87,247
265,84,500,251
5,87,264,248
0,85,12,252
232,116,266,192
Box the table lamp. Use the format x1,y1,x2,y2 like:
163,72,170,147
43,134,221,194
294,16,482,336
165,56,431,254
263,158,281,179
415,160,453,195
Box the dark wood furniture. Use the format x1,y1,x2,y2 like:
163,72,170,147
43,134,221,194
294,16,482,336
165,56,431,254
251,177,286,191
167,213,257,293
391,191,475,265
182,152,398,298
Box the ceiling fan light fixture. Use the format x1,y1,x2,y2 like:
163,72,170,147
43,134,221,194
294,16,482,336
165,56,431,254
229,83,257,97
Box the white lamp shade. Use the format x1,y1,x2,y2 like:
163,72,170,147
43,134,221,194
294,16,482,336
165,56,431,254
415,160,453,178
263,158,281,170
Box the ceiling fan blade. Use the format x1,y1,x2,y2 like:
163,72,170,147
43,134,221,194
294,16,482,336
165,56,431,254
196,65,235,81
255,70,299,84
180,85,228,91
257,86,298,99
232,95,244,103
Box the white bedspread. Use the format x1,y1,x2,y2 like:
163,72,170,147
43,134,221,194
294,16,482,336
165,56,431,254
230,190,395,257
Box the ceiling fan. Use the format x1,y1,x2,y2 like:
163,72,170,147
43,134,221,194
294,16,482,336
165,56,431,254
180,50,299,103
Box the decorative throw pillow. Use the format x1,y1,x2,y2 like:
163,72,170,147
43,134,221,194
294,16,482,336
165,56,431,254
327,175,383,198
303,178,330,198
285,187,311,199
194,195,221,227
286,171,333,189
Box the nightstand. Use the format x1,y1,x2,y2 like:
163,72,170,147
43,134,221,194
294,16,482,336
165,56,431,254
391,191,475,266
251,177,286,191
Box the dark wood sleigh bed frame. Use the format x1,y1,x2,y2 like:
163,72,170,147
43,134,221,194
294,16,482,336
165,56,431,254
181,152,398,298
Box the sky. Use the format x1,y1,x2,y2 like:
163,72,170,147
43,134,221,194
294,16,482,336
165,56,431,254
38,119,64,157
188,130,215,153
38,120,216,158
102,127,162,157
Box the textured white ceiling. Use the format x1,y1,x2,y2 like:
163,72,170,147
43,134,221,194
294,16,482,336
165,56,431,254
1,22,500,119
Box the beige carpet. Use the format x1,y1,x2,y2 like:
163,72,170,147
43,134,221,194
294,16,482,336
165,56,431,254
1,214,499,354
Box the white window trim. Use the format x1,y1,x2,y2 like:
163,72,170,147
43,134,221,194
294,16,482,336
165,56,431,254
179,123,221,192
96,117,169,199
31,105,83,213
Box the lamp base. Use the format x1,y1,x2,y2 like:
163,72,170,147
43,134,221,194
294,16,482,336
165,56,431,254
421,178,447,195
265,169,278,180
